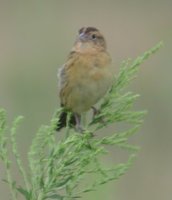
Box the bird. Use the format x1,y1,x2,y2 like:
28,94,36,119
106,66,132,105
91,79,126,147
57,27,114,132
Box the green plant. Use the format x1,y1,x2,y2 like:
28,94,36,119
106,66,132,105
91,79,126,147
0,42,162,200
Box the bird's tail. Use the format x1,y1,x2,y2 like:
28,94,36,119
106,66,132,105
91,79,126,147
56,109,76,131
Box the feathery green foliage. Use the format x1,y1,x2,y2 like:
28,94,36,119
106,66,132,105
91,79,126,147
0,42,162,200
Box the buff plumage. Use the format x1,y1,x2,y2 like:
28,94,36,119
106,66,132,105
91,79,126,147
57,27,113,132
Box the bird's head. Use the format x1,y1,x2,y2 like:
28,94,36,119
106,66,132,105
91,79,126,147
73,27,107,53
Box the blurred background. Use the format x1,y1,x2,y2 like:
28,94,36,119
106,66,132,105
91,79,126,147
0,0,171,199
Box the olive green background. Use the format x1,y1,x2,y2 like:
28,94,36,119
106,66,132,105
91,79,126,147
0,1,171,199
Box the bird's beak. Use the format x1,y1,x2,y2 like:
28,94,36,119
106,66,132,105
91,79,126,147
79,33,87,41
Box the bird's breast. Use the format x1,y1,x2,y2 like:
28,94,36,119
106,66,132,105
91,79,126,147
60,52,114,113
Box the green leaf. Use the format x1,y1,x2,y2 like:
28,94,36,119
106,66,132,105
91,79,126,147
46,194,64,200
17,187,31,200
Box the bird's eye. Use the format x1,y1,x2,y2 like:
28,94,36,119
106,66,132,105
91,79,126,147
91,34,96,39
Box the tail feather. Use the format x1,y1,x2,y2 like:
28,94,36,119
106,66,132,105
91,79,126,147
56,111,76,131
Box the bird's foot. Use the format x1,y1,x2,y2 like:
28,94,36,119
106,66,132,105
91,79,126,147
91,106,106,125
